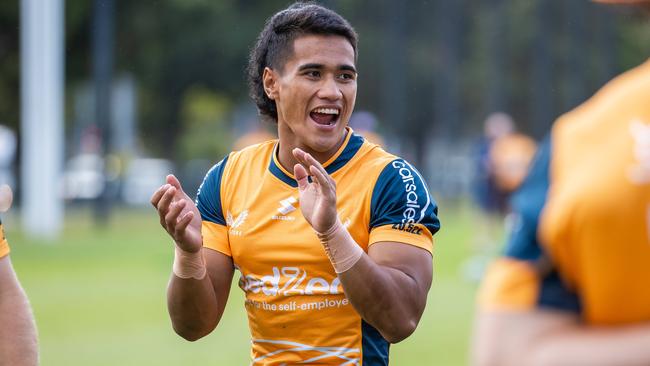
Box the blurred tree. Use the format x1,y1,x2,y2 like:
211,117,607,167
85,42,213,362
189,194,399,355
0,0,649,169
0,1,20,131
178,86,232,161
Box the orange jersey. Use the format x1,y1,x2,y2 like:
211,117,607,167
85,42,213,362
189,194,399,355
196,128,440,365
479,60,650,325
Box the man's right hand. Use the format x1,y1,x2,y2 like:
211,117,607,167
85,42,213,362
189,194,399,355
151,174,203,253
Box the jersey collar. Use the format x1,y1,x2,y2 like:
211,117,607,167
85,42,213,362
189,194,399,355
269,127,365,188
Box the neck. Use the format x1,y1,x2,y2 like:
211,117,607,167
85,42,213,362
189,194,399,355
276,126,348,174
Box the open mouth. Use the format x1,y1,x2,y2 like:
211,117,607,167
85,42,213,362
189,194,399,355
310,107,340,127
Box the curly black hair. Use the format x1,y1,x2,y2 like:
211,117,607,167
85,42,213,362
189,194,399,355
246,2,358,123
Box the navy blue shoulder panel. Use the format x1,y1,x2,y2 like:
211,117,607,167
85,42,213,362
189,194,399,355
325,132,364,175
195,155,229,226
369,159,440,235
362,320,389,365
502,137,581,313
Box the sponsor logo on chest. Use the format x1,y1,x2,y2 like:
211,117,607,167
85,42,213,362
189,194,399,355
272,196,298,221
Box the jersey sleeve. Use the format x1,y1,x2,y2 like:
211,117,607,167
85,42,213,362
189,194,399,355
0,220,9,259
368,159,440,253
196,155,231,256
478,137,581,313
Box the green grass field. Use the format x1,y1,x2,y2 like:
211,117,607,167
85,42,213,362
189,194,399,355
5,203,492,365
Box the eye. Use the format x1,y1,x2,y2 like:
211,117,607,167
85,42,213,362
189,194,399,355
337,72,356,81
304,70,320,78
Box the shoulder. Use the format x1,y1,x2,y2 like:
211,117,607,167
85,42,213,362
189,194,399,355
350,138,399,173
225,140,277,170
554,60,650,142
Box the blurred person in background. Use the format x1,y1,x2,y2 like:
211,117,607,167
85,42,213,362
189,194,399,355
472,112,516,216
349,110,385,146
465,112,536,281
0,186,38,366
473,1,650,365
232,116,277,151
151,2,440,365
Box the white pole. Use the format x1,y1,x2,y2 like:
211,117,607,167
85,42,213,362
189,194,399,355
20,0,64,238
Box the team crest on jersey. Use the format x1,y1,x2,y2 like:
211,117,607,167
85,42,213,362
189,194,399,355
227,210,248,236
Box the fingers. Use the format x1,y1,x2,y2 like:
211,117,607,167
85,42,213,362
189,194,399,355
175,211,194,234
158,186,176,213
302,152,328,179
291,147,336,194
309,165,335,198
294,164,310,190
166,174,192,201
166,174,183,191
292,148,307,165
150,184,170,208
165,199,186,232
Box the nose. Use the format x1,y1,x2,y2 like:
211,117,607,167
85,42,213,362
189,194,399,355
317,75,343,101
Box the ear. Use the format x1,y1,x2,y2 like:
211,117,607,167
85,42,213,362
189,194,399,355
262,67,279,100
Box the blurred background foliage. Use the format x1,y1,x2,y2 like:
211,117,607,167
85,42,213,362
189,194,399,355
1,0,649,170
1,1,649,365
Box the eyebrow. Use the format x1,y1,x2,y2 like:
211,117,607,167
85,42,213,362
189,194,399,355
297,63,357,74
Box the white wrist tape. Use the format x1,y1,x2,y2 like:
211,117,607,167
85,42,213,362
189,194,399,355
173,246,207,280
316,219,364,274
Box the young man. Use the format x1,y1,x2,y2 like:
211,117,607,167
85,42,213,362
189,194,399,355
0,187,38,366
472,1,650,365
151,3,440,365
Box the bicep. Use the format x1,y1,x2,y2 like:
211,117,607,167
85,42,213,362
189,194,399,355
368,241,433,297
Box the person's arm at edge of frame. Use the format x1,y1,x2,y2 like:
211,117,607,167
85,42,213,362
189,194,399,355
472,308,650,366
0,255,38,365
151,175,234,341
292,148,433,344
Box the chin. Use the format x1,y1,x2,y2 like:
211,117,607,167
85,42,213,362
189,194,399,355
308,135,340,153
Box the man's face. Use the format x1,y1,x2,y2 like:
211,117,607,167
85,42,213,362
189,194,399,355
266,34,357,155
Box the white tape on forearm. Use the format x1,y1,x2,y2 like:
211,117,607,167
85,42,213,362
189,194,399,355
317,219,364,274
173,246,207,280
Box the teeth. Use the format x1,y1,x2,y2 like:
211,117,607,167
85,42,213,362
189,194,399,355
314,108,339,115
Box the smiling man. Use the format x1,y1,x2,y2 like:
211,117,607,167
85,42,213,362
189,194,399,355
151,2,440,365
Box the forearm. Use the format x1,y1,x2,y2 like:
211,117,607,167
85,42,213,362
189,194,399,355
166,247,228,341
0,272,38,365
339,255,426,343
474,310,650,366
167,275,221,341
529,323,650,366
